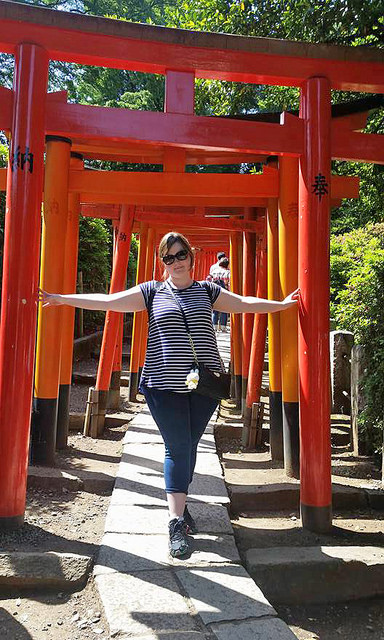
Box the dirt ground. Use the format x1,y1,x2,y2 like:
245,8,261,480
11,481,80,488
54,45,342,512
0,580,108,640
1,374,383,640
0,378,142,640
216,399,384,640
276,599,384,640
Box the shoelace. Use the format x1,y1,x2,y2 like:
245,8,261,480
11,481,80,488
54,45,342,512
170,519,186,539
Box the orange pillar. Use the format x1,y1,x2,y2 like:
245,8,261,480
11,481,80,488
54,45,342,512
31,135,72,464
299,78,332,532
154,244,162,281
95,205,134,434
279,155,299,477
57,152,83,448
0,44,48,529
203,250,210,280
230,232,242,408
108,220,125,410
193,249,201,281
243,225,268,447
139,227,155,375
109,315,124,410
129,223,148,400
267,164,283,461
241,208,257,413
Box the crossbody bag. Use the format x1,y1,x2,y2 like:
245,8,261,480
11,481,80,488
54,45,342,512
165,281,231,400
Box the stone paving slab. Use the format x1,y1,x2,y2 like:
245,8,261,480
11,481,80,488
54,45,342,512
117,633,207,640
105,505,170,534
114,463,229,506
96,570,200,637
120,444,223,478
210,617,298,640
123,422,164,444
187,474,230,505
112,474,230,506
95,391,296,639
175,564,276,625
245,545,384,604
111,479,168,506
0,552,92,589
122,420,216,448
181,503,233,534
194,452,224,477
105,503,233,535
94,532,240,574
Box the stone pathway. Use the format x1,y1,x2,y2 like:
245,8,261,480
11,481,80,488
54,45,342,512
94,404,298,639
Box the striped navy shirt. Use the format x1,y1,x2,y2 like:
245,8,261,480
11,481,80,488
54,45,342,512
139,279,223,392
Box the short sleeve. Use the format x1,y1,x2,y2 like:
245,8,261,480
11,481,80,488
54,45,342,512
201,280,222,305
139,280,156,310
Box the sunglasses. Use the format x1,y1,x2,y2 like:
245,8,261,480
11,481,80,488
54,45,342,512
162,249,190,266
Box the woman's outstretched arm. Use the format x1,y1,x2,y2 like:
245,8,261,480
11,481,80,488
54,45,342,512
38,285,146,313
213,287,299,314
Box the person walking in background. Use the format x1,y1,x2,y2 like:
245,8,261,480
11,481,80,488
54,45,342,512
209,251,226,277
39,231,298,558
211,256,230,332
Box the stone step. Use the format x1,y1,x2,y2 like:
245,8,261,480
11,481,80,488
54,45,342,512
0,552,92,590
228,479,384,513
69,411,132,430
215,421,350,447
232,512,384,555
28,465,115,495
72,372,130,386
92,347,131,360
244,546,384,605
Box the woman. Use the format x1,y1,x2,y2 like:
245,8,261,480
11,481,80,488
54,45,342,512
40,231,298,558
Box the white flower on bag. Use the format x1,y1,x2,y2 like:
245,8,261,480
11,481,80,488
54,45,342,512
185,368,199,390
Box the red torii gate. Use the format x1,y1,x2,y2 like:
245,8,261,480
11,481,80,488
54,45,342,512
0,0,383,534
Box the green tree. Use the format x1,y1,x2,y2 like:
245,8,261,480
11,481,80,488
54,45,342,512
331,224,384,456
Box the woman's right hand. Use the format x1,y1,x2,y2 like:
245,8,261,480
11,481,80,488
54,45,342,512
38,288,63,307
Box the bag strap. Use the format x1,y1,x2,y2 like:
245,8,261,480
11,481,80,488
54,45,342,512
165,281,199,366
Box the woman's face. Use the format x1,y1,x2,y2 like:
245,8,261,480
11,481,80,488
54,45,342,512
162,240,192,277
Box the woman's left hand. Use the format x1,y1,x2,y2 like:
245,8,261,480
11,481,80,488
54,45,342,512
282,288,300,307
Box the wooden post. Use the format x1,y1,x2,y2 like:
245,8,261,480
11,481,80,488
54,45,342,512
94,205,134,435
298,78,332,533
243,224,268,447
57,152,82,449
279,155,299,477
230,232,242,409
267,179,283,461
242,208,257,414
0,44,49,529
129,223,148,400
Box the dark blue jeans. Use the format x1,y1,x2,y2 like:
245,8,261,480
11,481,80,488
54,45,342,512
142,386,218,494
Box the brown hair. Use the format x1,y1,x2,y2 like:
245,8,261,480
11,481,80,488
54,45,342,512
158,231,195,269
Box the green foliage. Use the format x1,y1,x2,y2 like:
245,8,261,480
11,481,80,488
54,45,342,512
331,223,384,454
77,218,112,293
82,0,170,23
127,234,139,288
165,0,384,46
77,218,112,331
